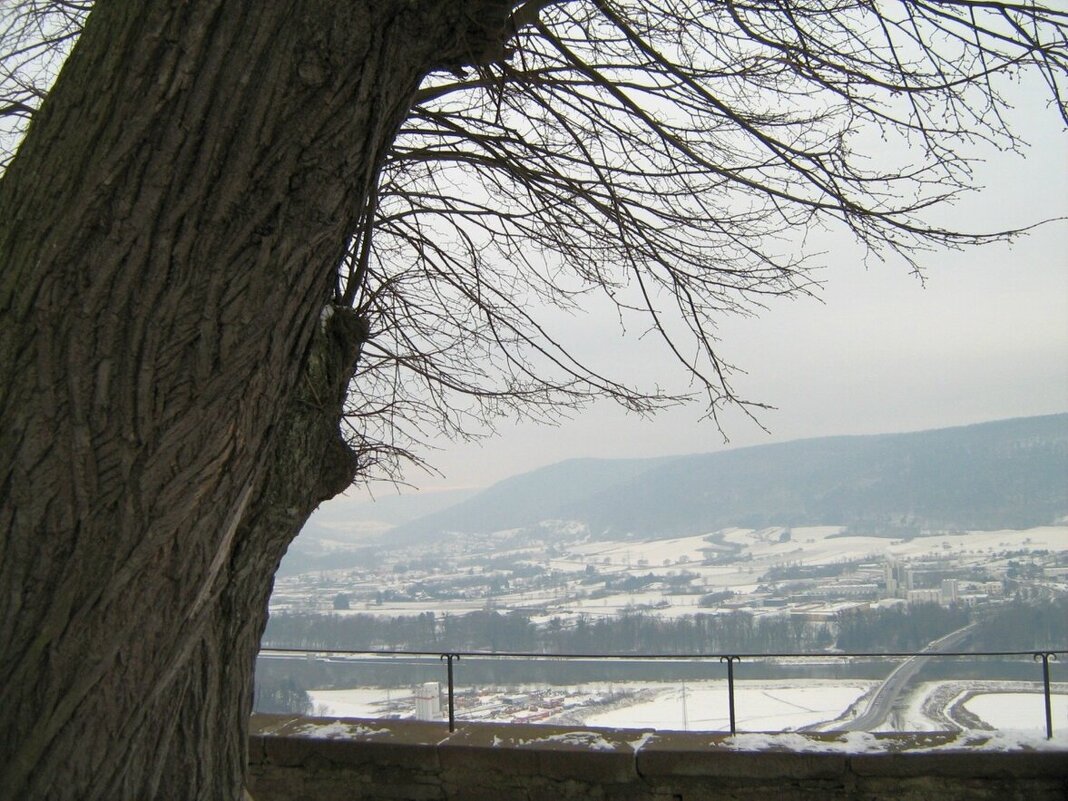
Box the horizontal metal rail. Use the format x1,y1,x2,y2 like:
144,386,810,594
260,646,1065,660
258,647,1065,737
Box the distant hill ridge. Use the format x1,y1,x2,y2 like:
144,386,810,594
392,414,1068,542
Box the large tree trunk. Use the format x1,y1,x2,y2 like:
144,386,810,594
0,2,511,799
138,306,369,800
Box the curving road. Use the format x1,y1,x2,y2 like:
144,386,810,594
830,623,977,732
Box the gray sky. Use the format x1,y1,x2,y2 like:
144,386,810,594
332,84,1067,509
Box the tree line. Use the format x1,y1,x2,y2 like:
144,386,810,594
970,597,1068,651
835,604,972,652
262,603,984,656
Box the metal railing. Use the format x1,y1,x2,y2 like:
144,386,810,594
258,647,1065,738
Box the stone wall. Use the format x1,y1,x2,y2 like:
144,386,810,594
247,715,1068,801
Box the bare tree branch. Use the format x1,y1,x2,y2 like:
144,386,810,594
5,0,1065,487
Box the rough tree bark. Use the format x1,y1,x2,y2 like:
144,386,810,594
142,306,369,800
0,2,513,799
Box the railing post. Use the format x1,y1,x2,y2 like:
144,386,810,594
1033,651,1057,739
440,653,460,732
720,656,740,735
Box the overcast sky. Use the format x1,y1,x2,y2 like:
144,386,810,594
334,84,1067,508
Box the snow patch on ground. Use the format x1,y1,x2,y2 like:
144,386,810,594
931,730,1068,752
628,731,655,751
531,731,618,750
291,719,1068,753
720,730,1068,753
723,731,879,752
491,731,619,750
293,720,385,739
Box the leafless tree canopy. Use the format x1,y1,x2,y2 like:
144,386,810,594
0,1,86,162
5,0,1066,482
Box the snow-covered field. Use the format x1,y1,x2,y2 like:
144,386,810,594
307,687,414,718
309,680,870,731
582,681,868,731
963,691,1068,733
556,525,1068,578
307,679,1068,737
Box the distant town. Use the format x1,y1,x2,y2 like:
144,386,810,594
268,524,1066,630
258,523,1066,733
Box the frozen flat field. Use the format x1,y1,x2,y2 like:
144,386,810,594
306,679,1068,736
308,680,871,732
963,691,1068,733
873,680,1068,733
560,525,1068,572
308,687,414,718
581,681,869,732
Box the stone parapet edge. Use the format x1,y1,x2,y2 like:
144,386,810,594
248,714,1068,781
